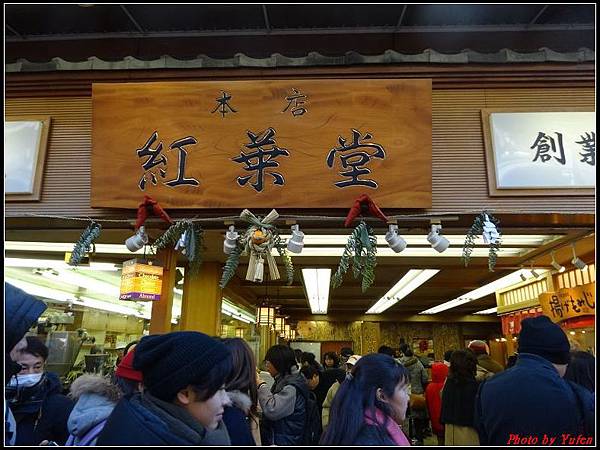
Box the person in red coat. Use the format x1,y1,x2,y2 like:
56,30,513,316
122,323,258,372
425,361,449,445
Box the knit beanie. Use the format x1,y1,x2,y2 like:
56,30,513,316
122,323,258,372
133,331,230,401
467,340,489,356
115,348,143,382
518,315,570,365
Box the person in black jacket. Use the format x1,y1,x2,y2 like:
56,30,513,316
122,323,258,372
221,338,260,445
440,349,480,445
96,331,233,446
4,283,47,446
258,345,310,445
8,337,73,445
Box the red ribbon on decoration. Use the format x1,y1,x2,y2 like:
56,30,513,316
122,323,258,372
344,194,388,227
135,195,173,230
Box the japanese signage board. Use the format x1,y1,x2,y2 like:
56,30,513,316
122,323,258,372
482,109,595,196
119,259,163,301
91,79,432,208
5,117,51,201
539,282,595,323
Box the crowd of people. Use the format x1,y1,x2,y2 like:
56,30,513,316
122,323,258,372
4,283,596,446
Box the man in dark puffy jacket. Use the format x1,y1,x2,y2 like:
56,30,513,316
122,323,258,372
4,283,47,446
8,337,73,445
258,345,309,445
475,316,594,446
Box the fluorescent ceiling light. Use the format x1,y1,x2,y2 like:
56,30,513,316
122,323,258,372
419,269,548,314
5,241,145,255
366,269,440,314
222,298,256,323
5,235,561,255
273,247,524,257
474,307,498,315
38,268,121,297
302,268,331,314
279,234,561,246
5,258,119,271
6,277,150,319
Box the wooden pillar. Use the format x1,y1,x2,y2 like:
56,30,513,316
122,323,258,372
258,325,271,364
180,262,222,336
149,248,177,335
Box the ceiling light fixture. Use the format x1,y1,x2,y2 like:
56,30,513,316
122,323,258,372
426,223,450,253
302,268,331,314
530,262,540,279
571,243,587,270
419,269,548,314
385,224,407,253
550,251,566,273
366,269,440,314
474,307,498,315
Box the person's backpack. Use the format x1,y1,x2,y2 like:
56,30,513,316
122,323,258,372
290,384,322,445
302,391,323,445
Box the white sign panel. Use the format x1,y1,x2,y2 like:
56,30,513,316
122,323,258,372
4,121,44,194
488,112,595,189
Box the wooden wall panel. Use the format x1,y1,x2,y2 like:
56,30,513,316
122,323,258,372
5,87,595,218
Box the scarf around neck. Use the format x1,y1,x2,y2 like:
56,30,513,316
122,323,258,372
139,392,231,446
364,408,411,446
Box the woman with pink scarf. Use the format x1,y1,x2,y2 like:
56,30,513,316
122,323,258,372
320,353,411,446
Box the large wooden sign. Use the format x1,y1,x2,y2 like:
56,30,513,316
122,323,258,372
92,79,431,209
539,282,595,323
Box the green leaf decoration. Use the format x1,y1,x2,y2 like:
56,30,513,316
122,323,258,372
332,221,378,292
153,220,204,275
462,211,502,272
69,222,102,266
220,243,243,289
275,241,294,286
185,223,204,275
153,221,188,252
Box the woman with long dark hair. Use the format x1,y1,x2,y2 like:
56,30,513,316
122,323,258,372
440,349,480,445
222,338,261,445
564,351,595,393
320,353,411,446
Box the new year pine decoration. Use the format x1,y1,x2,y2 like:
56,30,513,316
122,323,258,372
68,221,102,266
462,211,502,272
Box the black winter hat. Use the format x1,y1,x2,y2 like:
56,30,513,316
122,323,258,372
518,315,570,365
133,331,230,401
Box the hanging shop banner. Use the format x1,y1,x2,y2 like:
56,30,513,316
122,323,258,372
481,109,595,196
119,259,163,301
500,307,543,335
91,79,432,209
539,282,595,324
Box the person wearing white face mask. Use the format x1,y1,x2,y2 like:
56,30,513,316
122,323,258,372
7,337,74,446
4,283,47,446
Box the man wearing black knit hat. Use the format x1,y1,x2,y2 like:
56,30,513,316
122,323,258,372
97,331,234,446
474,315,594,445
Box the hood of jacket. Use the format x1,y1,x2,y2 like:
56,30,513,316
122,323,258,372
402,356,419,367
272,366,309,398
69,374,121,403
226,390,252,415
68,393,117,438
477,354,504,373
4,283,47,381
431,362,449,383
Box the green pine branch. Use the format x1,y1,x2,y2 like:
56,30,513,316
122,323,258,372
185,223,204,275
332,221,377,292
462,212,502,271
153,221,188,252
220,242,243,288
69,222,102,266
276,243,294,286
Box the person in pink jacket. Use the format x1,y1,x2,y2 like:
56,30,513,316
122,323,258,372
425,361,449,445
